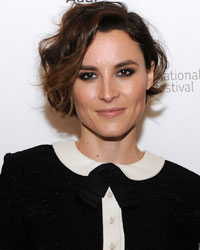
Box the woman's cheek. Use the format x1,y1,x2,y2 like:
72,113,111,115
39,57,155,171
73,84,96,116
124,82,146,101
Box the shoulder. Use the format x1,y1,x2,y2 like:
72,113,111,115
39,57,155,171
163,159,200,183
1,144,55,179
161,159,200,206
158,160,200,238
4,144,53,162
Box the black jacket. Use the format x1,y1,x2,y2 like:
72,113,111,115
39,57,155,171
0,145,200,250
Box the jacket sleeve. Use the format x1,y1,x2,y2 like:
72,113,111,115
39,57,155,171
185,171,200,243
0,153,28,250
192,187,200,242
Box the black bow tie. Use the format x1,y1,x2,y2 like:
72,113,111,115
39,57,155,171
78,163,145,209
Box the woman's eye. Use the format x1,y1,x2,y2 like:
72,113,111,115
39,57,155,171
117,68,135,77
79,72,97,81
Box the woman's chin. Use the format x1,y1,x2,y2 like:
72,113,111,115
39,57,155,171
94,126,136,141
81,121,136,141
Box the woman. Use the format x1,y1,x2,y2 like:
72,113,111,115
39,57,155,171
0,1,200,250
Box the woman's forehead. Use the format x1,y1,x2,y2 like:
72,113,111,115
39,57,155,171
81,30,144,67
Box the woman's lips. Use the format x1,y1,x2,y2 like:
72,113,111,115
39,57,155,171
96,108,126,118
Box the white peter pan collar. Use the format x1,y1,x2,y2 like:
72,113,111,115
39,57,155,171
52,140,165,181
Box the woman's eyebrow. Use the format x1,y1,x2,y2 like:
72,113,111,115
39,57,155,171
80,60,138,70
80,65,97,70
115,60,139,68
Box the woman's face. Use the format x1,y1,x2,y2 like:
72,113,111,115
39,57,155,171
73,30,154,139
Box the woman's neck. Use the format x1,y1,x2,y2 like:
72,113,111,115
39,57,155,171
75,126,144,165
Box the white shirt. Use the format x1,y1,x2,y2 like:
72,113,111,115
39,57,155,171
52,140,165,250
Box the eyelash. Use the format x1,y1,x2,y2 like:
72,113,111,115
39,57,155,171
78,68,135,81
116,68,135,77
79,72,97,81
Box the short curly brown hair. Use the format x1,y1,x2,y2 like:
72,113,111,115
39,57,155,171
39,1,168,117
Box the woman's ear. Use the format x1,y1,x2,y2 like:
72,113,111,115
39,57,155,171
146,61,155,90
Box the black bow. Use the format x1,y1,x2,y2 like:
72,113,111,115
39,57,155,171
78,163,144,208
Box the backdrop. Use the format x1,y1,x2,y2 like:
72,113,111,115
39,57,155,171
0,0,200,175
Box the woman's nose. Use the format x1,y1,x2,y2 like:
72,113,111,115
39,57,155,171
98,78,120,103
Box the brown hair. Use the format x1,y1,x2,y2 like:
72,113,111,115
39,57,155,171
39,1,168,116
